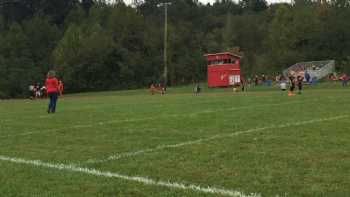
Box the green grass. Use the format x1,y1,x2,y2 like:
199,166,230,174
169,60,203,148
0,83,349,197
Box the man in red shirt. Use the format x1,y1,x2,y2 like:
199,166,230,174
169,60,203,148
340,73,349,87
45,71,59,113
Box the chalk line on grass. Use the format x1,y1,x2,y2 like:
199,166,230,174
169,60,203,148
85,115,348,164
1,100,305,139
0,155,260,197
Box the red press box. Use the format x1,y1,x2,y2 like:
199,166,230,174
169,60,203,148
204,52,242,87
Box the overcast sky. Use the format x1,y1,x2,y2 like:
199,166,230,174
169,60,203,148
123,0,291,5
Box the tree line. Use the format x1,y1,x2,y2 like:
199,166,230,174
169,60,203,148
0,0,349,98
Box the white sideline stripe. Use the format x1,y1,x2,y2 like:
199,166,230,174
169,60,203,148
1,100,304,138
0,155,260,197
85,115,348,164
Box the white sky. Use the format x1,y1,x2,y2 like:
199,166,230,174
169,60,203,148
194,0,291,4
123,0,291,5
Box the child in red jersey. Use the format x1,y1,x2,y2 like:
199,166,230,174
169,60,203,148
58,80,64,96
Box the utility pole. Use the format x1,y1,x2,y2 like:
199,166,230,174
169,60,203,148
158,2,171,88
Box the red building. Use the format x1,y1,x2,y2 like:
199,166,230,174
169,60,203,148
204,52,242,87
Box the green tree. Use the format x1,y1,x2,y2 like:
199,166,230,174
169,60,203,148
239,0,268,12
266,4,300,70
0,23,36,97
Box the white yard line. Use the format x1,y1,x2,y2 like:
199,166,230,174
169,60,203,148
1,100,304,138
0,155,260,197
85,115,348,164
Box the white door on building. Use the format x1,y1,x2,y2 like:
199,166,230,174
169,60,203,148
229,75,240,85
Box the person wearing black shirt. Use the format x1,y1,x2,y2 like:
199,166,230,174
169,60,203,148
288,75,296,96
297,75,304,94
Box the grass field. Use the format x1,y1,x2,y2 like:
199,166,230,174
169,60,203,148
0,83,349,197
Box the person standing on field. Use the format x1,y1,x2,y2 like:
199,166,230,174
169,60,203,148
297,75,304,94
288,74,296,96
254,75,259,86
340,73,349,87
58,80,64,96
45,71,59,113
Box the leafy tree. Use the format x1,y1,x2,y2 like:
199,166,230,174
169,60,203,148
54,23,118,91
0,23,37,97
239,0,268,13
